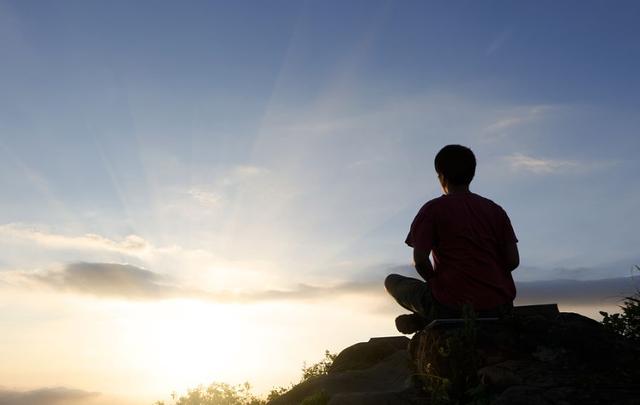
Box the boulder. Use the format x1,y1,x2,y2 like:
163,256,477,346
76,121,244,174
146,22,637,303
268,306,640,404
410,306,640,405
267,336,428,405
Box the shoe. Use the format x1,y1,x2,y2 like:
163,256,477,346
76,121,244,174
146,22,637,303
395,313,429,334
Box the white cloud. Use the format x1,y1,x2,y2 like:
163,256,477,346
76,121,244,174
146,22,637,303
187,188,221,207
0,223,291,292
486,29,512,55
504,153,618,175
0,223,150,255
505,153,581,174
221,165,269,186
171,164,270,210
483,105,555,135
485,116,526,132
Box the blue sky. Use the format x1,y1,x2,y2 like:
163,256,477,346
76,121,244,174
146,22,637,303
2,0,639,279
0,1,639,402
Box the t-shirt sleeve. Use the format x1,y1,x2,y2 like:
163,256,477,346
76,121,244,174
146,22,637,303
405,203,436,252
501,209,518,244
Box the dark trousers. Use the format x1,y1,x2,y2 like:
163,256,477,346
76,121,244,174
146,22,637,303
384,273,513,319
384,273,434,318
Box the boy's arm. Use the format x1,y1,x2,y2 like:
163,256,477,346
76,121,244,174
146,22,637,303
502,242,520,272
413,248,435,280
499,207,520,272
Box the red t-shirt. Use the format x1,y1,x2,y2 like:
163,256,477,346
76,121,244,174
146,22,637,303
405,192,518,310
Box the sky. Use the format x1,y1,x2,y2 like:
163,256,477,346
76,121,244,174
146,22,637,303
1,1,640,404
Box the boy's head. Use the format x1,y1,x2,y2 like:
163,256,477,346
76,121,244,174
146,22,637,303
434,144,476,187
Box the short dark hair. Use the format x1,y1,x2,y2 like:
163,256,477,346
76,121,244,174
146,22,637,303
434,144,476,186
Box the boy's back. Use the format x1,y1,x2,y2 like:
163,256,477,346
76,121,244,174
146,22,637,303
405,192,518,310
386,144,519,334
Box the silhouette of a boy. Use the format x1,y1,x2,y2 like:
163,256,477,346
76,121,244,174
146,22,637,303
385,145,520,334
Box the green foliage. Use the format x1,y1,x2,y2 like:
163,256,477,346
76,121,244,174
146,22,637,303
418,305,489,405
599,265,640,343
154,382,265,405
154,349,337,404
300,350,337,382
264,386,290,403
422,362,451,405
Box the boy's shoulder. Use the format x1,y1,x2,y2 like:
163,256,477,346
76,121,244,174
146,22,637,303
468,192,505,210
420,192,507,214
416,194,446,214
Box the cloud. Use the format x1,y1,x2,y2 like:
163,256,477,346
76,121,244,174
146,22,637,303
221,164,269,186
0,223,293,293
174,164,270,211
514,261,640,282
483,105,552,134
505,153,580,174
486,29,512,55
373,264,638,310
0,387,99,405
24,262,179,300
0,223,150,255
516,277,638,306
10,262,382,303
9,260,638,311
187,188,221,207
504,153,619,175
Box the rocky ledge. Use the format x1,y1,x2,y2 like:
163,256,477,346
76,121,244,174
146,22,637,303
268,305,640,405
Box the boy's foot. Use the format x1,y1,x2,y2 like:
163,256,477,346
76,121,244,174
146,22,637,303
395,313,429,334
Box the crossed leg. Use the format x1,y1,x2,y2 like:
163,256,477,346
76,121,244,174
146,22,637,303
384,273,433,319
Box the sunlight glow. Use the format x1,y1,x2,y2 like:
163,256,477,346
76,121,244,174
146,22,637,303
0,2,638,404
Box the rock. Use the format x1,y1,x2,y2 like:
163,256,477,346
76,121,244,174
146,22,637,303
410,308,640,404
512,303,560,319
269,306,640,404
328,387,427,405
329,336,409,373
267,337,428,405
477,360,524,388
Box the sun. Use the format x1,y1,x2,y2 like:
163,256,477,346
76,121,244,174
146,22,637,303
99,299,255,398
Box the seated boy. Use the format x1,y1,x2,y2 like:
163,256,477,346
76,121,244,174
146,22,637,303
385,144,520,334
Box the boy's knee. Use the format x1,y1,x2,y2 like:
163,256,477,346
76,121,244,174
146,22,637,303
384,273,403,292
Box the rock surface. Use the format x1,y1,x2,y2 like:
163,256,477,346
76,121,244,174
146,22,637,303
267,336,428,405
268,308,640,405
411,308,640,405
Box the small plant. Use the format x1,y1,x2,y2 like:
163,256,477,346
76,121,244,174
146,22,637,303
422,362,451,405
600,265,640,343
300,350,337,382
265,386,290,402
154,382,265,405
154,349,337,404
417,305,488,405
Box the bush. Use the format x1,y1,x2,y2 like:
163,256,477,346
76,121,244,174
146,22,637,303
155,349,337,404
417,305,488,405
301,350,337,382
154,382,265,405
265,386,290,403
599,265,640,343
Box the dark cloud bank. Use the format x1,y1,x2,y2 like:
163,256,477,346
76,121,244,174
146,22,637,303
24,262,376,303
21,262,639,308
30,262,179,300
515,277,636,306
0,387,98,405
